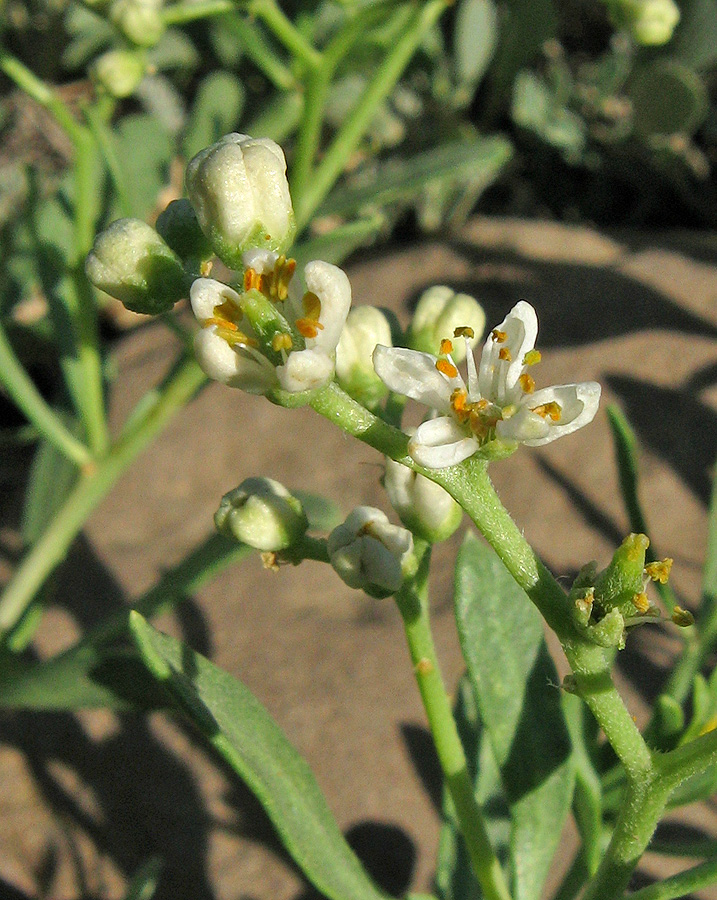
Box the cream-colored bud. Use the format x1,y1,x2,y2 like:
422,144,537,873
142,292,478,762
383,457,462,543
328,507,414,599
92,49,145,98
335,306,393,407
85,218,184,314
408,285,485,362
110,0,165,47
186,134,296,268
214,478,307,551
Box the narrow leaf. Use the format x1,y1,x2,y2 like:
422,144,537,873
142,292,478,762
128,612,391,900
454,533,574,900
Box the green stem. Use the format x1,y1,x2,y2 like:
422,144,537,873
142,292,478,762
222,14,298,91
250,0,322,70
162,0,235,24
626,857,717,900
395,543,513,900
656,724,717,787
0,319,91,467
294,0,451,229
0,356,206,641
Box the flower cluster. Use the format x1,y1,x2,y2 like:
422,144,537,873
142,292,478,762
373,300,601,469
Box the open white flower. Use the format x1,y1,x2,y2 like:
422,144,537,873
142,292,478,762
190,250,351,395
373,299,601,469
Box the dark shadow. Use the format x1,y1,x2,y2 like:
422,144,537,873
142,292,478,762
400,723,444,814
0,877,34,900
614,626,672,706
653,819,717,849
606,376,717,506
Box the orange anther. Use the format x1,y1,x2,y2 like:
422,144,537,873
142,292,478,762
436,359,459,378
296,318,323,339
498,347,512,362
532,401,562,421
440,338,454,355
519,373,536,393
492,329,507,343
454,326,474,339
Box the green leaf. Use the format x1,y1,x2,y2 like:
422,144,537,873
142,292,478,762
112,114,174,221
453,533,574,900
626,855,717,900
563,692,603,876
319,137,513,219
453,0,498,104
182,72,245,161
124,856,164,900
128,612,391,900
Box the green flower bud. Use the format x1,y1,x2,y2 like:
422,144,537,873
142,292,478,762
383,457,462,543
335,306,393,408
407,285,485,363
85,218,185,315
110,0,165,47
608,0,680,45
156,199,212,262
92,49,146,98
214,477,308,551
593,533,650,617
328,506,414,599
185,134,296,268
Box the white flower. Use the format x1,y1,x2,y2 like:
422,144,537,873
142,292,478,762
185,134,296,268
384,456,462,543
373,300,601,469
190,251,351,395
328,507,414,599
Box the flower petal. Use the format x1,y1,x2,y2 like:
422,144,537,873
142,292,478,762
299,260,352,354
478,300,538,405
276,347,334,393
372,346,460,414
408,417,479,468
497,381,601,446
190,278,241,323
194,327,276,394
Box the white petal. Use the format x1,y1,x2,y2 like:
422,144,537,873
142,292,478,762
408,417,479,468
242,248,279,273
190,278,241,323
276,347,334,393
193,327,276,394
301,260,352,353
478,300,538,405
372,346,459,414
497,381,601,446
243,138,294,242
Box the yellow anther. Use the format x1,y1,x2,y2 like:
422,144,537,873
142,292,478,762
200,259,213,277
244,267,259,292
475,398,489,411
454,326,474,339
498,347,512,362
272,332,293,352
302,291,322,321
296,318,323,339
492,329,507,343
519,373,536,393
671,606,695,627
532,400,562,421
439,338,454,355
214,325,257,347
206,316,237,331
645,559,673,584
450,388,468,411
214,300,242,324
632,592,651,613
436,359,459,378
524,349,541,366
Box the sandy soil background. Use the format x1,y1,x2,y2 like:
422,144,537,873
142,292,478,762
1,218,716,899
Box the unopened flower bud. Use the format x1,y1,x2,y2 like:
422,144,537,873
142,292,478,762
608,0,680,45
328,507,414,599
407,285,485,363
384,457,462,543
335,306,393,407
156,199,212,262
214,477,308,551
85,218,185,314
110,0,165,47
185,134,296,268
92,49,145,98
593,533,650,616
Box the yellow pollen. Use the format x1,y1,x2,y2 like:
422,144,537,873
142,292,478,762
272,332,293,352
200,259,213,277
532,400,562,421
436,359,459,378
450,388,468,412
645,559,673,584
454,326,474,339
475,398,489,411
439,338,454,355
296,318,323,339
498,347,512,362
519,373,536,393
524,349,541,366
492,329,507,343
632,592,650,613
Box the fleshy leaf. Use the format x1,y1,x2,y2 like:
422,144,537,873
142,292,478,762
128,612,391,900
453,533,574,900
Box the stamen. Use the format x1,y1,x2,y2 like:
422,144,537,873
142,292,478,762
532,400,562,421
214,325,258,347
214,300,242,324
519,373,536,393
439,338,454,355
524,349,541,366
632,592,650,613
200,259,213,277
244,267,258,292
645,559,673,584
302,291,322,321
492,329,507,343
475,398,489,411
454,326,474,339
296,318,323,339
436,359,459,378
450,388,468,412
672,606,695,627
272,332,293,352
498,347,512,362
206,316,237,331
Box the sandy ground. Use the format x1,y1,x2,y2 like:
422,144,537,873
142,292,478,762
1,218,716,899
